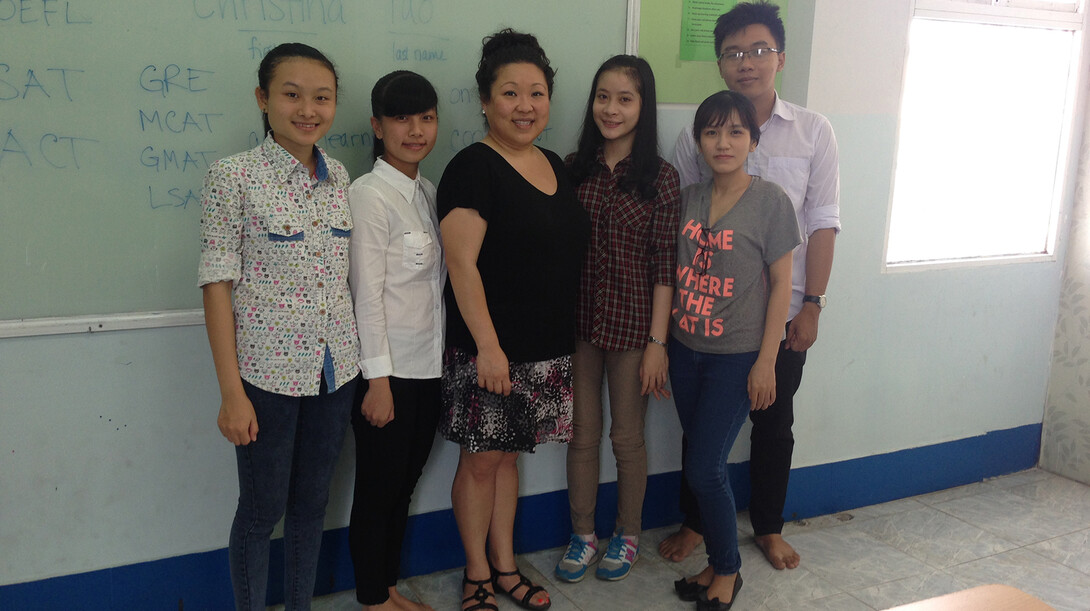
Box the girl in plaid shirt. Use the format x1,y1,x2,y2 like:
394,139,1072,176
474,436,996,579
556,55,681,584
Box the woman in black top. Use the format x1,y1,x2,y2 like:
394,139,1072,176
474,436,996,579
438,29,589,611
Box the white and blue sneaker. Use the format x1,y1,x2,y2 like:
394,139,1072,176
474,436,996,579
555,534,598,583
595,532,638,581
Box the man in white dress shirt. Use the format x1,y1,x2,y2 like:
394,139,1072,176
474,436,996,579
660,0,841,571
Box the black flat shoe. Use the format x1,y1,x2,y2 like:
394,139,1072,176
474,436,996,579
696,573,743,611
674,576,709,602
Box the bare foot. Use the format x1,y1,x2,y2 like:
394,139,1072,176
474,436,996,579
388,586,434,611
755,533,800,570
658,525,703,562
362,598,401,611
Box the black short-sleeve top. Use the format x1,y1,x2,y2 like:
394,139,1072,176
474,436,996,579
438,143,591,363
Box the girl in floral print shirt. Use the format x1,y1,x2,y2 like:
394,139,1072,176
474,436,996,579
198,43,360,611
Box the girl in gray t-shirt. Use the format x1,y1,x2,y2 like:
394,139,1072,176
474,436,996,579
668,90,799,609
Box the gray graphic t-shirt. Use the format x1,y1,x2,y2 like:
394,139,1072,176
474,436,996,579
671,177,801,354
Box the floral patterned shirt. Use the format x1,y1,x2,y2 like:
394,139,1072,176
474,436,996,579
199,134,361,396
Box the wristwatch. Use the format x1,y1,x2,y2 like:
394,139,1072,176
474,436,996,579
803,294,827,309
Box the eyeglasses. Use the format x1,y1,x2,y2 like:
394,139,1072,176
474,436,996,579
717,47,780,64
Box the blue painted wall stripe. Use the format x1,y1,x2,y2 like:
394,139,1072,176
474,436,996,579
0,423,1041,609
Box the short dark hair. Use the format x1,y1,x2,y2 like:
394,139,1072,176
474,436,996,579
570,55,661,201
475,28,555,101
713,1,785,56
693,90,761,148
370,70,438,161
257,43,339,136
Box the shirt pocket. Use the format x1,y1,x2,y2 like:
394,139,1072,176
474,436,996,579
401,230,436,272
326,211,354,281
328,215,352,244
267,212,305,242
613,198,651,229
765,157,809,209
260,212,307,296
328,206,353,237
610,198,652,247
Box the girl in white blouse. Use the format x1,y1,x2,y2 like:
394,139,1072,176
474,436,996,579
199,43,360,610
346,70,442,611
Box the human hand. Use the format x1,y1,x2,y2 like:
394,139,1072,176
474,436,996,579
361,378,395,427
786,306,819,352
218,391,259,445
640,344,671,400
476,344,511,396
748,360,776,411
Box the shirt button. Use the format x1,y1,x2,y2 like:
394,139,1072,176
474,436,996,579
318,337,325,344
306,193,313,200
283,224,291,232
312,220,319,227
319,309,326,315
316,281,324,288
313,251,321,257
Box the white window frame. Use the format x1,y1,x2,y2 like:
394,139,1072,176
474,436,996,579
884,0,1088,270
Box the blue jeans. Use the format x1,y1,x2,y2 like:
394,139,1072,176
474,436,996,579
678,322,807,538
230,375,357,611
668,341,757,576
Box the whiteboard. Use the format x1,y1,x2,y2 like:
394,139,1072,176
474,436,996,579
0,0,628,323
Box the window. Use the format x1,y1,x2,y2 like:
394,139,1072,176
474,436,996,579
885,0,1085,267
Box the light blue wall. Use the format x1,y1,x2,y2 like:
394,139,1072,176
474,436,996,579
792,0,1067,464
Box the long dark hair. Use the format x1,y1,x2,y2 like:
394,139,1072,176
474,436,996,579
370,70,438,161
570,55,660,201
257,43,339,136
475,28,555,101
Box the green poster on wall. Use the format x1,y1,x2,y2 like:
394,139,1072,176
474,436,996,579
680,0,734,61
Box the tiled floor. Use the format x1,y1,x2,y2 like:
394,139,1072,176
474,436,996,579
298,468,1090,610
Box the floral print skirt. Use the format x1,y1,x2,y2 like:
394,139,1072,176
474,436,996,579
439,347,573,453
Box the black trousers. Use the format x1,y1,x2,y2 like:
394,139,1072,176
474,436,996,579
680,325,807,537
349,376,440,605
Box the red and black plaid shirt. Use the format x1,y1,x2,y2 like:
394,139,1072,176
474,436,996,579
570,151,681,352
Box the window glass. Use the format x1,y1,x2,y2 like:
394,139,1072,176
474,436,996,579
886,18,1077,264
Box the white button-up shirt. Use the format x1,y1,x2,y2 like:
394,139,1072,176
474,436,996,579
199,134,360,396
348,158,445,380
673,94,841,319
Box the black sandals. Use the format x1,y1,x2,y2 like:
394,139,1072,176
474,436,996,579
461,570,498,611
491,565,552,610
